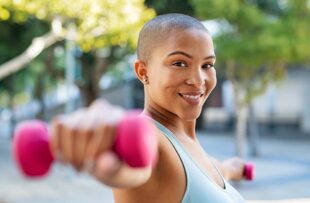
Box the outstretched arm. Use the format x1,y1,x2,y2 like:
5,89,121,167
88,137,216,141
88,151,153,188
50,99,157,188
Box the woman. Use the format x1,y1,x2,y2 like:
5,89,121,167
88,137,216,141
51,13,246,203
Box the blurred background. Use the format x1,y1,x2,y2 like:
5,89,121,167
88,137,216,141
0,0,310,202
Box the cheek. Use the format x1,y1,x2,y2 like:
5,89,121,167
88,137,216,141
153,67,182,90
209,69,217,87
157,77,179,97
210,75,217,90
205,71,217,95
149,72,182,106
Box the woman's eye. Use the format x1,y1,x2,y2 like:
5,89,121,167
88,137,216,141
202,64,214,69
172,61,187,67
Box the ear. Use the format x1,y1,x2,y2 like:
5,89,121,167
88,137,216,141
134,59,148,84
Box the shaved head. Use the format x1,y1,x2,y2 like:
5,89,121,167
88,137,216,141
137,13,209,63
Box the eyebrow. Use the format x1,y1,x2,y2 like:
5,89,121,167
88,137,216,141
167,51,216,60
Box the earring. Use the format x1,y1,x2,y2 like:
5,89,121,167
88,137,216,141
143,77,149,84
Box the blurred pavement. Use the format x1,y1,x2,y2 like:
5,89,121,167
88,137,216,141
1,129,310,203
198,130,310,203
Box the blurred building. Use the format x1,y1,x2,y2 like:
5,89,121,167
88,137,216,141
204,68,310,134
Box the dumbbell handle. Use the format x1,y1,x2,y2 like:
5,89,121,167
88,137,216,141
13,111,157,178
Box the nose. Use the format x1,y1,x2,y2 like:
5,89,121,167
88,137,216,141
185,69,206,87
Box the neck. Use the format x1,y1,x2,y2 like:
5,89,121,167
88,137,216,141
144,101,197,139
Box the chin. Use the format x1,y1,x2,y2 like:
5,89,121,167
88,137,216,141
178,110,202,121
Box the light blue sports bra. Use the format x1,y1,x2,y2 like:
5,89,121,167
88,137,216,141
153,120,245,203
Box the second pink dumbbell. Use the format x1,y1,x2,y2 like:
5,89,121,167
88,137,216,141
243,162,255,181
13,111,157,178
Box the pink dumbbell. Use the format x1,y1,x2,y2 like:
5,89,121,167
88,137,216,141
243,162,255,181
13,111,157,178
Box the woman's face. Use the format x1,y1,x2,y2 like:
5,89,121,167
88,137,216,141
145,28,217,121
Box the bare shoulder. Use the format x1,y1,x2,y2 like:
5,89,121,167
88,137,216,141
113,126,186,203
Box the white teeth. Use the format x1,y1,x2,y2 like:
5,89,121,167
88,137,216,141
182,95,200,100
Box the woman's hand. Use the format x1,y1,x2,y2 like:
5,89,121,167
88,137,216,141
49,99,153,188
212,156,246,181
222,157,246,181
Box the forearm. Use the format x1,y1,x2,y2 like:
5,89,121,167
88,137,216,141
90,152,153,188
100,165,152,188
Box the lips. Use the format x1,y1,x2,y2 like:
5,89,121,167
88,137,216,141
178,92,204,105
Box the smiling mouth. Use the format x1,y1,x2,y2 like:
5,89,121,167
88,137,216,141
178,93,204,105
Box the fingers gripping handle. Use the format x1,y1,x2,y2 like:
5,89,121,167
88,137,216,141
13,112,157,178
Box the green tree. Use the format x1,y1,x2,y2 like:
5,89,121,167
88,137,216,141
0,0,155,106
145,0,194,15
0,14,58,133
191,0,310,156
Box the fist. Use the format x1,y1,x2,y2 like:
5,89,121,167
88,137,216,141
50,100,125,172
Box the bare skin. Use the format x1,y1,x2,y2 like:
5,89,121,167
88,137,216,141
50,28,245,203
114,28,244,202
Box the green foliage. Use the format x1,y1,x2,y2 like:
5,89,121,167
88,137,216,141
145,0,194,15
0,90,9,106
191,0,310,104
0,16,49,63
193,0,240,20
0,0,155,108
1,0,155,52
0,15,51,107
